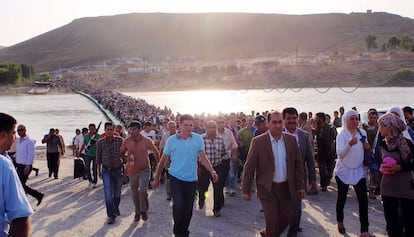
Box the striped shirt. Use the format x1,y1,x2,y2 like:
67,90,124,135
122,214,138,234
96,136,125,169
202,134,227,167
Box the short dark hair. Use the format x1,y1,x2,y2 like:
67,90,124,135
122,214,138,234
282,107,298,119
0,113,17,133
144,121,153,127
180,114,194,124
316,112,325,121
128,121,141,129
403,106,413,115
368,108,378,116
89,123,96,129
104,122,113,129
299,112,308,121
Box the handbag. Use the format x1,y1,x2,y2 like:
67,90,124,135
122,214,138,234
357,128,376,167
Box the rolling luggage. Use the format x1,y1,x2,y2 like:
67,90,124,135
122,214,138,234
74,158,85,179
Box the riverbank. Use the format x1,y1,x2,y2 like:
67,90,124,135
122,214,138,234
29,147,388,237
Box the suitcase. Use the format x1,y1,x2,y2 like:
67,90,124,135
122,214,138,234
74,158,85,179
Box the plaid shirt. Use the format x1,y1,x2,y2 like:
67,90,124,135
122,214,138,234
96,136,125,169
202,134,227,167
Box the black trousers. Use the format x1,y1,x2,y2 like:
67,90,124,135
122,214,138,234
335,176,369,233
16,163,43,200
382,195,414,237
198,164,225,212
46,152,60,178
317,158,335,187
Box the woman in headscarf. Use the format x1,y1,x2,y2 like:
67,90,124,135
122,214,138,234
378,113,414,237
388,106,414,141
334,110,374,237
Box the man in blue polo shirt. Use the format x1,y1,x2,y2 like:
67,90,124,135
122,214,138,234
153,114,218,237
0,113,33,237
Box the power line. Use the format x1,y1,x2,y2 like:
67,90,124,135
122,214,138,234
240,63,414,94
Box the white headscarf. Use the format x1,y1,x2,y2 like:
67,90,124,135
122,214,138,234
388,107,406,125
341,110,358,131
388,106,412,140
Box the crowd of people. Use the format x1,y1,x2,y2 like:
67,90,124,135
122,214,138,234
1,79,414,236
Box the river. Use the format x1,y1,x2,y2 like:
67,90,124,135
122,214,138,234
1,87,413,146
123,87,413,115
1,93,107,147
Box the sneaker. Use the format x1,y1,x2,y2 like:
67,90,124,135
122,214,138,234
134,213,140,222
229,189,236,196
213,210,221,217
107,217,115,225
141,212,148,221
93,183,98,188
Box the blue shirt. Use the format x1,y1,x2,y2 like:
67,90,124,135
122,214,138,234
0,154,33,236
163,132,204,182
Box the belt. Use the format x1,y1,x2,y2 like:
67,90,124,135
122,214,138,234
103,165,122,171
272,181,288,186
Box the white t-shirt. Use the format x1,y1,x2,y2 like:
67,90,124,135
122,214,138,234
141,130,156,154
73,134,84,154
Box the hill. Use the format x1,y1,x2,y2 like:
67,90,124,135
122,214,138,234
0,12,414,71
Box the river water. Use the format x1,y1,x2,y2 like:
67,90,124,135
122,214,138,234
1,93,107,147
1,87,413,146
124,87,413,115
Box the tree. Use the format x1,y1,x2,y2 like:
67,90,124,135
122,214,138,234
387,36,401,49
0,64,22,85
400,34,414,50
21,64,34,79
365,34,378,51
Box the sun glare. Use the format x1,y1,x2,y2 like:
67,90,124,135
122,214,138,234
180,90,236,115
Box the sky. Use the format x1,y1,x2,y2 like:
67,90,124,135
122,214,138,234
2,0,414,47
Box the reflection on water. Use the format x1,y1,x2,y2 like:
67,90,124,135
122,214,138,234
124,87,414,115
1,93,107,147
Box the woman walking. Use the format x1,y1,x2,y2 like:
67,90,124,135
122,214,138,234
334,110,374,237
378,113,414,237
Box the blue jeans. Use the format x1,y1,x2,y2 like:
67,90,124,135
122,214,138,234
170,175,197,237
102,167,123,218
85,155,97,184
227,159,238,190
